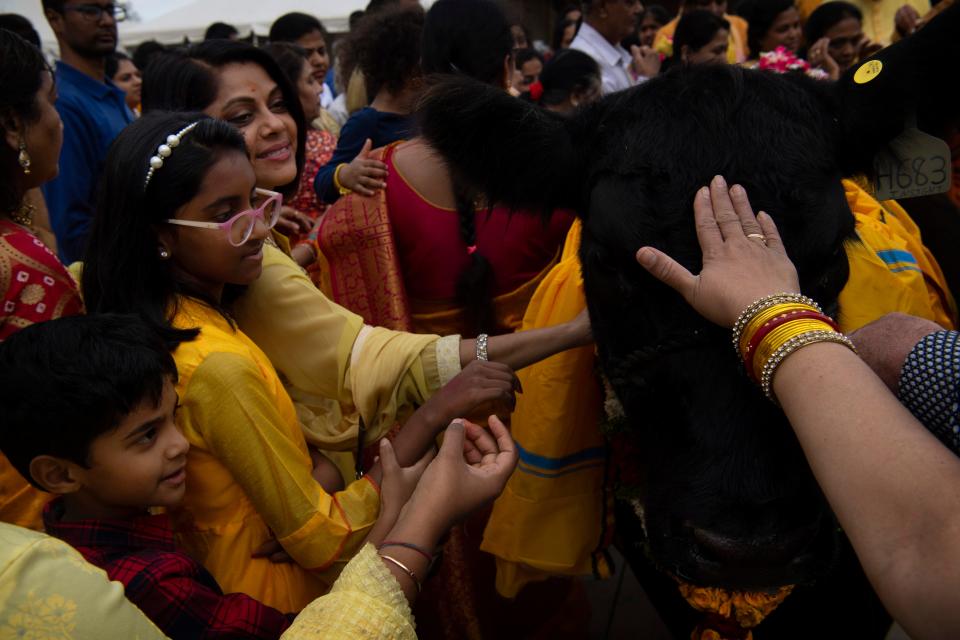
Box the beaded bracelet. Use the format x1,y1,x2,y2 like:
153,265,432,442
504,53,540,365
759,330,857,403
751,319,834,382
731,293,821,353
379,553,422,593
476,333,489,361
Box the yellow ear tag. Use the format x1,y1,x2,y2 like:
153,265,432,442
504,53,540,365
853,60,882,84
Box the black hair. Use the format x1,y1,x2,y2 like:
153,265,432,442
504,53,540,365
349,10,366,30
141,40,306,198
0,314,177,487
0,29,51,215
523,48,599,108
349,4,424,96
262,41,308,90
132,40,166,73
737,0,795,56
40,0,64,13
82,112,248,348
104,50,131,81
552,17,579,51
205,21,238,41
0,14,40,48
515,47,544,70
421,0,514,336
641,5,671,26
804,1,863,44
667,10,729,66
269,12,327,44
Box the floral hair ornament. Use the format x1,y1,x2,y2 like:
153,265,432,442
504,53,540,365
528,80,544,102
144,121,201,188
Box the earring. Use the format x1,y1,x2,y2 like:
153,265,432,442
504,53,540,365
18,139,31,175
158,247,170,259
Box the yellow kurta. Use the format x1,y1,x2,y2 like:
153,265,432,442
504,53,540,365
232,244,460,458
654,13,750,63
281,544,416,640
0,522,169,639
169,296,381,613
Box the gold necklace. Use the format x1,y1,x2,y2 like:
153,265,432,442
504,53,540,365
8,202,34,229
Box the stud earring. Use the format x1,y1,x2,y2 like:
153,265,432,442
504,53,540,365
159,247,170,259
18,139,31,175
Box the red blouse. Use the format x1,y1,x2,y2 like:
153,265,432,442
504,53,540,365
386,151,574,302
0,219,84,341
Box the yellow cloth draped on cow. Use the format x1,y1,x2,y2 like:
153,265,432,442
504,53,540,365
482,179,956,599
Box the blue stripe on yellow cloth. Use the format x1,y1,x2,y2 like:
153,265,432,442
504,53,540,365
876,248,923,273
515,441,605,474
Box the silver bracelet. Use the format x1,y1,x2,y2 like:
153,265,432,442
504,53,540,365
475,333,489,361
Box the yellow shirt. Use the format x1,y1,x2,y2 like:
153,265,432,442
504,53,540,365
232,244,460,457
169,296,381,613
0,522,169,639
654,13,750,63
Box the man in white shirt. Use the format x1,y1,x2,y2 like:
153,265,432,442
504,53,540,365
570,0,657,95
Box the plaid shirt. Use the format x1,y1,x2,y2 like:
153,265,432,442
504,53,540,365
43,499,294,639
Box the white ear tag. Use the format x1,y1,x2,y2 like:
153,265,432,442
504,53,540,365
873,125,952,201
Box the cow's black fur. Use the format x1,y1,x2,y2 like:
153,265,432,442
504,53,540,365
418,5,959,636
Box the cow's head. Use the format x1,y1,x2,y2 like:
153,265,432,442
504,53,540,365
418,3,958,593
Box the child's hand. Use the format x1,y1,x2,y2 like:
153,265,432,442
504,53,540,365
378,437,434,520
420,360,519,431
338,139,388,196
309,447,345,494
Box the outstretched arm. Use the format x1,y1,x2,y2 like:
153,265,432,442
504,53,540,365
636,176,960,639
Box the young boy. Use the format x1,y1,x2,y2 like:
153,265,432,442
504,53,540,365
0,314,294,639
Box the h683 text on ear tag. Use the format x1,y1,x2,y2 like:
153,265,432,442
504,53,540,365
873,127,952,201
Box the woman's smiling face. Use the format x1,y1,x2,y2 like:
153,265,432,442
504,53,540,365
205,62,298,190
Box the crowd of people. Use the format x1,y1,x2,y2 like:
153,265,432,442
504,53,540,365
0,0,958,638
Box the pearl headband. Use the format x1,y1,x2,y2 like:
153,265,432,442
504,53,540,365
143,121,201,188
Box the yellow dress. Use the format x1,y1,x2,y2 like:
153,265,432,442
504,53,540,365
232,244,461,464
654,13,750,63
170,296,381,613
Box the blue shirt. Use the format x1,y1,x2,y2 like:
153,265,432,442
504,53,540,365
42,62,134,264
313,107,412,205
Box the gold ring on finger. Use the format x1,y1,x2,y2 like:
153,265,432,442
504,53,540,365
746,233,767,245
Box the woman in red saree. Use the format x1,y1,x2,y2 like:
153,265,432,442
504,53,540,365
316,0,573,340
0,31,84,529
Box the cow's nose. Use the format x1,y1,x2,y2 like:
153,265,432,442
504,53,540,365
692,522,819,567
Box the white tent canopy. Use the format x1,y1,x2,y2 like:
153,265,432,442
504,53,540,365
0,0,414,51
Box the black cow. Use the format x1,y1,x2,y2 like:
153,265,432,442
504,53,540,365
417,6,959,638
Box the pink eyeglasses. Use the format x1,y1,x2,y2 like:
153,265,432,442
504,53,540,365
164,188,282,246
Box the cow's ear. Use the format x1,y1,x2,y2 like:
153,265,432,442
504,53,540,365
417,75,585,216
831,2,960,178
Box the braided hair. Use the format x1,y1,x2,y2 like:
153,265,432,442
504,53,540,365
422,0,513,336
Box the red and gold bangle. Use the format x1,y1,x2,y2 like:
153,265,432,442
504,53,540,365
739,303,819,355
743,311,840,378
751,319,835,382
732,294,822,353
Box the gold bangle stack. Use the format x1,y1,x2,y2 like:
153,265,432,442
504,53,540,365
733,293,856,403
731,293,820,352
